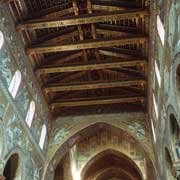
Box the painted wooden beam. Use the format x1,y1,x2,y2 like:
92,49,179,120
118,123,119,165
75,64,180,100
37,59,146,74
50,96,145,108
17,9,149,30
44,80,146,92
26,36,148,54
96,29,132,37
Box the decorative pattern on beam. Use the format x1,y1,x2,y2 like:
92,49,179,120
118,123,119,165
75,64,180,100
36,59,146,74
16,9,149,30
44,80,146,92
50,96,145,108
26,36,148,54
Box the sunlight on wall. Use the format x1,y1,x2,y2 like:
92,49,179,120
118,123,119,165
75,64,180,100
178,40,180,47
0,31,4,49
25,101,35,127
151,119,156,143
70,145,81,180
8,70,21,98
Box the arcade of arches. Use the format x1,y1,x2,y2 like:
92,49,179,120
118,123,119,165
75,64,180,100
0,0,180,180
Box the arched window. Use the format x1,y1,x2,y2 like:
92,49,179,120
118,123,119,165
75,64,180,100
39,124,47,149
0,31,4,49
154,60,161,87
8,70,21,98
153,93,158,120
157,15,165,46
25,101,35,127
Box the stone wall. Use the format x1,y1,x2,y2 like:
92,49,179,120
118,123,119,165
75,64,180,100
48,121,156,180
0,2,51,180
149,0,180,179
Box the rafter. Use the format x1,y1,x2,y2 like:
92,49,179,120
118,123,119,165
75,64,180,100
50,96,145,108
91,5,128,12
91,0,139,8
26,36,148,54
26,3,73,19
99,47,143,58
97,24,138,33
100,47,142,55
43,30,79,44
72,0,88,63
57,71,86,84
38,7,74,19
37,59,146,74
96,29,133,37
86,0,104,81
44,80,146,92
44,51,82,65
17,10,149,30
35,26,76,42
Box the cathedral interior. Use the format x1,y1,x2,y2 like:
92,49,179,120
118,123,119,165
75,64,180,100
0,0,180,179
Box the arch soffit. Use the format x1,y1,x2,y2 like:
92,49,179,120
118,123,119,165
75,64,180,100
171,53,180,117
163,146,176,178
162,140,176,168
94,167,135,180
164,105,180,163
80,149,144,180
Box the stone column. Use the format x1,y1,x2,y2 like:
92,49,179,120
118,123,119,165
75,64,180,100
0,175,5,180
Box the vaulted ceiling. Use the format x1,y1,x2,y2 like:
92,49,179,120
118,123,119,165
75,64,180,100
9,0,150,116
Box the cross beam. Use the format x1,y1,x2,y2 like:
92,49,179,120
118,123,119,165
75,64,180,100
44,80,146,92
17,10,149,30
37,59,146,74
50,96,145,108
26,36,148,54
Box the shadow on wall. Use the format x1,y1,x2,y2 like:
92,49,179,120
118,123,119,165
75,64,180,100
3,153,20,180
169,113,180,160
164,147,176,180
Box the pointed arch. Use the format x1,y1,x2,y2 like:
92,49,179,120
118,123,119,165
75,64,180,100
8,70,22,98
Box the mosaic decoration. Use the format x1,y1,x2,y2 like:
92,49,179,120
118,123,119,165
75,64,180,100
15,85,30,115
0,51,13,87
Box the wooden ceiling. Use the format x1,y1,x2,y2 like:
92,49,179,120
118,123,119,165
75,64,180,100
9,0,150,116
